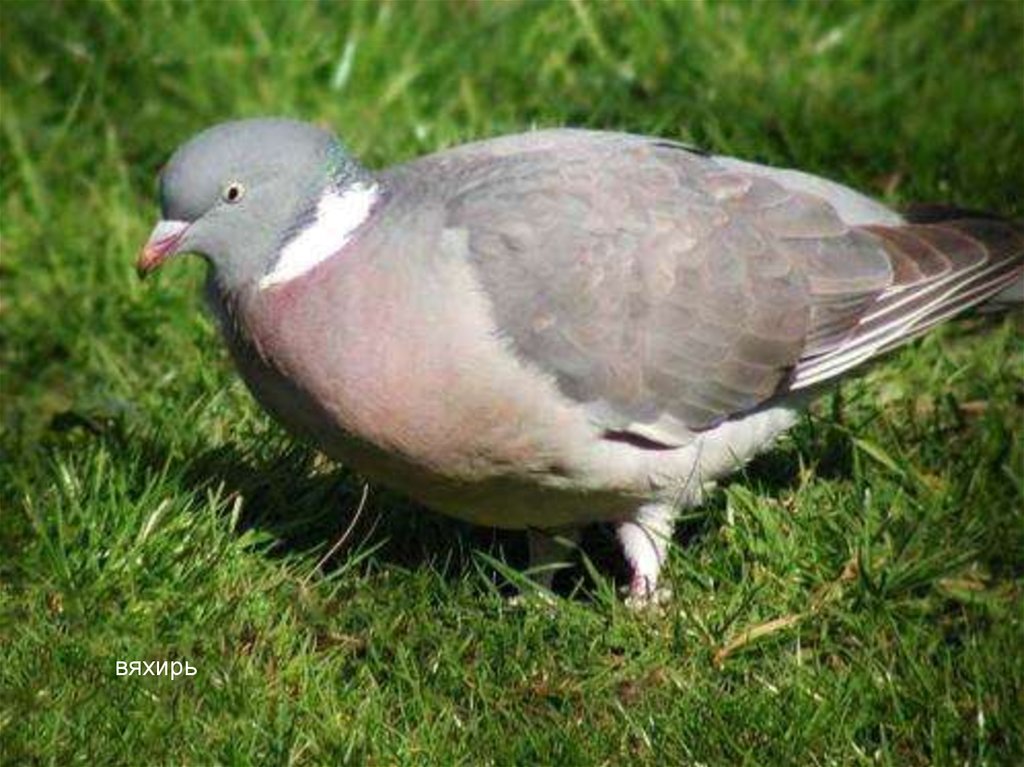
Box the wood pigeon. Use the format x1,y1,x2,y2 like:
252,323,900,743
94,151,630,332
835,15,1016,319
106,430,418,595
138,118,1023,605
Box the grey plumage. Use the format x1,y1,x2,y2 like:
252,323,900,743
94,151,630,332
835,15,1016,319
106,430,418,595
436,131,893,440
139,119,1023,604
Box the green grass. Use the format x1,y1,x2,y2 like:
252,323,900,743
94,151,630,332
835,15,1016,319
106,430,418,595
2,0,1023,764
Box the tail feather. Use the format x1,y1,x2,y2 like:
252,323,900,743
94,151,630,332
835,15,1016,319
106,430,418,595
790,211,1024,389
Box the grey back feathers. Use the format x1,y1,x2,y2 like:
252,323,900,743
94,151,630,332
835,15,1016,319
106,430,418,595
431,131,889,439
393,129,1020,444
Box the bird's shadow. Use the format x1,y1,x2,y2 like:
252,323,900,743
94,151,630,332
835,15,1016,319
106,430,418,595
134,411,854,599
125,431,602,594
49,389,855,599
167,439,517,575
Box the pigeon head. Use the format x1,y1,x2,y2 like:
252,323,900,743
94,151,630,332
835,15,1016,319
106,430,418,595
138,117,379,292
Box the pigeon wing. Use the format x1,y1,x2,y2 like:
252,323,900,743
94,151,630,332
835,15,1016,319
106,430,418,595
439,133,896,446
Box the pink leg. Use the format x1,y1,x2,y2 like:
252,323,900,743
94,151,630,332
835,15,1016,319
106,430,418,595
615,503,676,608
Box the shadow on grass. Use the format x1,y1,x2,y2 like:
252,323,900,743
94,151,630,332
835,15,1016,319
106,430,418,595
170,440,517,572
125,432,619,596
144,420,855,599
42,394,858,599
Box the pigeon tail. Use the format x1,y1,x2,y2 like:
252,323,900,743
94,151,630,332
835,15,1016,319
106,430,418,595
901,204,1024,313
790,208,1024,389
885,204,1024,313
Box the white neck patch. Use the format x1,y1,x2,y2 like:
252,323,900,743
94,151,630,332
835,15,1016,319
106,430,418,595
259,182,379,289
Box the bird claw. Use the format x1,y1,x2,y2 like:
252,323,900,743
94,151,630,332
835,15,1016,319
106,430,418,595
621,573,672,612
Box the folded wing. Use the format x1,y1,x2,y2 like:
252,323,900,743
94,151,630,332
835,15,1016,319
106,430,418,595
437,131,1022,446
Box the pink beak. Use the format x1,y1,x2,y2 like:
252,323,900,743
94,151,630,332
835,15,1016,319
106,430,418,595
137,220,189,278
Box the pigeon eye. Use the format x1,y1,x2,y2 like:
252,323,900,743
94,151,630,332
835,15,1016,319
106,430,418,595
222,182,245,204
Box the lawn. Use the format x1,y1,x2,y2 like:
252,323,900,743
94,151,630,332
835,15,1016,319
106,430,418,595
1,1,1022,764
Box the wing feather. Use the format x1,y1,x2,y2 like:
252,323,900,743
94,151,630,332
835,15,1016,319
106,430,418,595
420,130,1022,445
789,221,1024,388
440,133,883,442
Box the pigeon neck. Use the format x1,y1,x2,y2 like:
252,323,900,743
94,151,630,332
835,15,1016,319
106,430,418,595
258,179,385,290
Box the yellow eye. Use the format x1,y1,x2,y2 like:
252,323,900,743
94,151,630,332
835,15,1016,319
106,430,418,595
222,181,245,203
